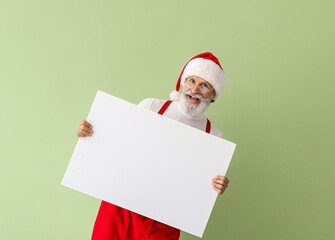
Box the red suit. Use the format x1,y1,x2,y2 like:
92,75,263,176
92,200,181,240
91,100,211,240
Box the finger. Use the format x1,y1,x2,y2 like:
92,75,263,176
213,179,225,185
215,178,229,186
213,186,224,194
78,126,93,132
213,179,228,187
220,178,229,185
215,175,229,183
79,123,93,131
81,120,93,128
213,182,225,190
80,125,93,133
213,181,228,190
77,132,87,137
78,128,92,136
214,184,227,192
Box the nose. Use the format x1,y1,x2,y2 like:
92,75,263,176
191,84,201,94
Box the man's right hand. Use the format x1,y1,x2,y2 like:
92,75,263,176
77,120,93,137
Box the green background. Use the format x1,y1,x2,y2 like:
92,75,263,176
0,0,334,239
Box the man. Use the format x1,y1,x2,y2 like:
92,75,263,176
77,52,230,240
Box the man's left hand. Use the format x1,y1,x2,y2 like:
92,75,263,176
212,175,229,195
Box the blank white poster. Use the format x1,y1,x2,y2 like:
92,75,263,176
61,90,236,237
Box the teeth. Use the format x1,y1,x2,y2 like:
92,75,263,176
187,95,199,100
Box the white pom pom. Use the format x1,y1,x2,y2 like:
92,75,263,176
170,90,180,101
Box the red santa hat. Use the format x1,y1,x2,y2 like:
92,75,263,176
170,52,226,101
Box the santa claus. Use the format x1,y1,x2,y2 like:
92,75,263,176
76,52,230,240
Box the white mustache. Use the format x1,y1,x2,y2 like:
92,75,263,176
178,90,211,118
183,90,210,102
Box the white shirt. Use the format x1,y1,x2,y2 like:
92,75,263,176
138,98,223,138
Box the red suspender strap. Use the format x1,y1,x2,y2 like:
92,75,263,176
206,119,211,134
158,100,211,134
158,100,172,115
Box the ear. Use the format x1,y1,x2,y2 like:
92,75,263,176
210,91,216,103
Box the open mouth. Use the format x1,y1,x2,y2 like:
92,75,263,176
187,95,200,104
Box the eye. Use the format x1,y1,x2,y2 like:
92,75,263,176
202,83,208,88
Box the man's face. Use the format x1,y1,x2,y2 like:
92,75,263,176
183,76,215,104
178,76,215,118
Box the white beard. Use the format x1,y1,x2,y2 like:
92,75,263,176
178,91,211,118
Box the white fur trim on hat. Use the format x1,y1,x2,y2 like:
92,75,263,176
181,58,226,99
170,90,180,101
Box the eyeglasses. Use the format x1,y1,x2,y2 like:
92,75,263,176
184,77,214,95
